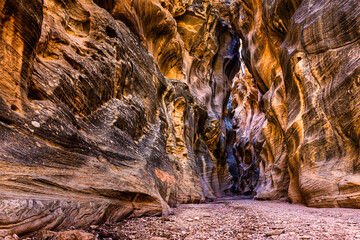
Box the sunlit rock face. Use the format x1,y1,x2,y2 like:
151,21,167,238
0,0,240,236
228,66,265,196
93,0,241,198
230,0,360,207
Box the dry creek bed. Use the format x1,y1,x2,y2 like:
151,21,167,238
24,197,360,239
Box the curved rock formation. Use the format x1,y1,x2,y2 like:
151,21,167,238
0,0,240,236
228,66,265,195
95,0,241,198
0,0,359,236
230,0,360,207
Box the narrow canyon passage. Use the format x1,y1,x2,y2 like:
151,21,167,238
0,0,359,238
31,197,360,239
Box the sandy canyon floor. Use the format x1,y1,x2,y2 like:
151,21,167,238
28,197,360,240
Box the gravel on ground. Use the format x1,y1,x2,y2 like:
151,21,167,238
24,196,360,240
86,196,360,240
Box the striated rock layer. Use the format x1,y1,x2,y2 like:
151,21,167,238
0,0,359,235
228,65,265,196
0,0,240,236
230,0,360,207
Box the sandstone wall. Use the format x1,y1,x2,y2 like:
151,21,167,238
228,66,265,196
1,0,359,236
230,0,360,207
0,0,239,236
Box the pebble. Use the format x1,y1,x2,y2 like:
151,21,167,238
186,218,193,222
194,217,200,220
265,229,285,236
300,235,313,239
31,121,40,128
90,225,98,229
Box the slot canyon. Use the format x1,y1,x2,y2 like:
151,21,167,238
0,0,359,239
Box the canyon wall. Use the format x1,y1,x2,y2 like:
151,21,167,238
228,65,264,196
230,0,360,207
0,0,359,236
0,0,239,236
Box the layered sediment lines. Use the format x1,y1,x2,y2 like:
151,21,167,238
229,0,360,207
0,0,359,236
0,0,239,236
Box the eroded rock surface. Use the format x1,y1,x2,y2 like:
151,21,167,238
1,0,360,236
230,0,360,207
228,66,265,196
0,0,239,236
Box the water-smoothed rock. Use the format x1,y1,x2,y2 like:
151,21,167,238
0,0,240,236
230,0,360,207
229,66,265,196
